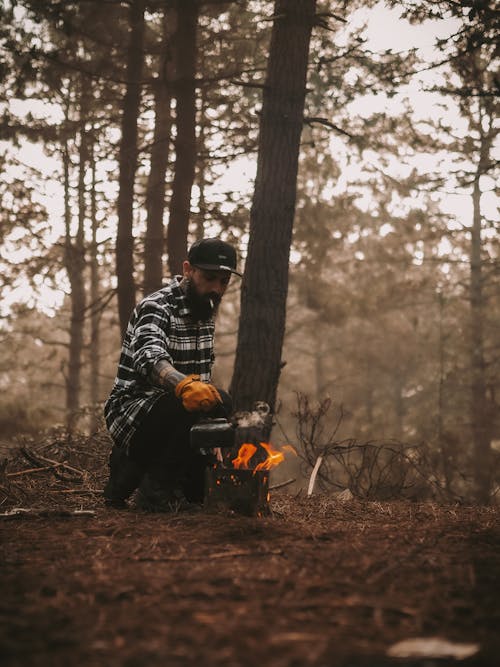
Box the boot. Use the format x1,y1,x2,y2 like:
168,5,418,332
103,446,143,509
135,472,188,512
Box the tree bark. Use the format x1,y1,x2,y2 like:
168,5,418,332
470,145,491,503
195,78,209,240
64,89,88,432
466,49,497,504
116,0,145,336
230,0,317,415
166,0,199,276
143,7,177,296
89,137,100,433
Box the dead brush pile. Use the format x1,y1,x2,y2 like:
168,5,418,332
0,427,112,512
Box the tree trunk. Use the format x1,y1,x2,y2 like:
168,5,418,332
64,92,87,432
116,0,145,336
195,78,209,240
314,331,326,400
363,361,374,426
89,138,100,433
143,7,177,296
166,0,199,276
393,377,405,440
230,0,317,415
470,154,491,503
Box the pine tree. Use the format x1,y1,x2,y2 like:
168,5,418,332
230,0,318,416
116,0,145,336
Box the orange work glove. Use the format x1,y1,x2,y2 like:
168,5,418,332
175,374,222,412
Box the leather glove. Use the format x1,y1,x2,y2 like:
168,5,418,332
175,374,222,412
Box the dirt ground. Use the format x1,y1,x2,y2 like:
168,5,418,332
1,433,499,667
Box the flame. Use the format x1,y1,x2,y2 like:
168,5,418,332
232,441,296,472
231,443,257,469
254,441,284,471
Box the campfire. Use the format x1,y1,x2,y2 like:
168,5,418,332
205,441,295,516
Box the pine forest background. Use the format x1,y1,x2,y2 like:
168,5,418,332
0,0,499,503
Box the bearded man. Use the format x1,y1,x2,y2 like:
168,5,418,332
103,238,241,510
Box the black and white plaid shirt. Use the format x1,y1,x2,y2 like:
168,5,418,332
104,277,215,449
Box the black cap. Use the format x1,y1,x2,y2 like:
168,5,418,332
188,238,242,276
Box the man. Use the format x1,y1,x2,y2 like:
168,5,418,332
103,237,241,510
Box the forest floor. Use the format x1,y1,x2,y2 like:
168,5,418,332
1,430,499,667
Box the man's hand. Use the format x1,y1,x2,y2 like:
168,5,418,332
175,374,222,412
212,447,223,463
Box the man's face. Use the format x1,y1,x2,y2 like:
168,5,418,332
183,262,231,320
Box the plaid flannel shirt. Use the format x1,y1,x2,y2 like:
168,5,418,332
104,277,215,449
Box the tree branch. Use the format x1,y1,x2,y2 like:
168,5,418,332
303,116,355,139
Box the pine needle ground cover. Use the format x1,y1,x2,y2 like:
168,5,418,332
1,431,499,667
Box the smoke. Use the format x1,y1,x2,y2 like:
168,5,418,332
233,401,271,429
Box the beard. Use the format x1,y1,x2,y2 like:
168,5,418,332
185,279,221,321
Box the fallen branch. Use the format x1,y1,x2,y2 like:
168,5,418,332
270,478,296,491
307,455,323,496
21,448,84,477
48,488,103,495
0,508,96,518
133,548,283,563
6,465,62,478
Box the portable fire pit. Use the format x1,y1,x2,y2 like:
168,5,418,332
204,466,270,517
190,418,291,517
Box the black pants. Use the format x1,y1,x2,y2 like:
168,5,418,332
104,389,232,504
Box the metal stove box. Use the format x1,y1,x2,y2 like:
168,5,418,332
204,467,270,517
